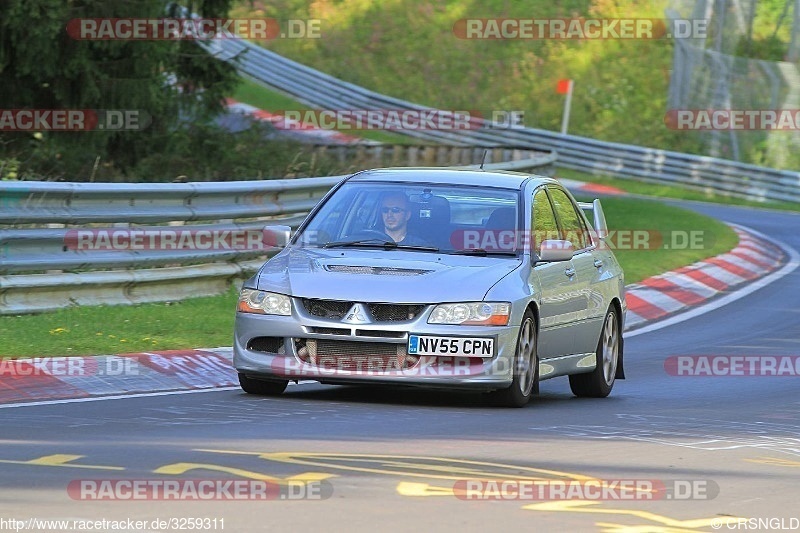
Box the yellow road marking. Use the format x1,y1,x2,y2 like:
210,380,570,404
594,522,718,533
523,501,739,531
195,450,595,482
153,462,334,483
745,456,800,467
0,454,124,470
396,481,455,497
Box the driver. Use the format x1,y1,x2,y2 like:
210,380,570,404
380,192,428,246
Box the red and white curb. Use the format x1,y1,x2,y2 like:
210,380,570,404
624,225,786,330
0,349,237,407
0,226,790,406
556,177,626,196
224,98,367,145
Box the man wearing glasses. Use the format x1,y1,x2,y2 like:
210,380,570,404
380,192,428,246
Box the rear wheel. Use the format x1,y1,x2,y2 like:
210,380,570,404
569,308,619,398
238,373,288,396
490,310,538,408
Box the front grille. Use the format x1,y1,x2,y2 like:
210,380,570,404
301,299,425,322
308,326,350,336
294,339,417,370
369,303,424,322
301,299,352,319
356,329,405,338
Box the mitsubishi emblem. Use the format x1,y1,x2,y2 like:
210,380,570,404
342,303,371,324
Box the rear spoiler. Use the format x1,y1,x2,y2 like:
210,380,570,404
578,199,608,240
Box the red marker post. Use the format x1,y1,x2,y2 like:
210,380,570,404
557,79,574,135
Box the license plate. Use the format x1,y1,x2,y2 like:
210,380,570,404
408,335,494,358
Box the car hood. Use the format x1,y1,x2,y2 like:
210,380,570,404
256,247,523,303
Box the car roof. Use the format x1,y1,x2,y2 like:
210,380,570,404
346,167,559,190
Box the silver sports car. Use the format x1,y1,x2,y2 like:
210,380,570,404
233,168,626,406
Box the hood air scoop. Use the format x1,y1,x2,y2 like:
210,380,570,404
324,265,432,276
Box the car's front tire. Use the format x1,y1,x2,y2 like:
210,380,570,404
569,307,620,398
490,310,538,408
238,373,288,396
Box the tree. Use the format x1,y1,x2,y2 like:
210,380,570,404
0,0,237,176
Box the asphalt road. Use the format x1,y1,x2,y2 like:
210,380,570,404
1,201,799,533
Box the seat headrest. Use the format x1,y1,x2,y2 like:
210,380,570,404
486,207,516,230
415,196,450,223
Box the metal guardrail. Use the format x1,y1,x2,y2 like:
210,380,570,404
200,39,800,204
0,146,554,315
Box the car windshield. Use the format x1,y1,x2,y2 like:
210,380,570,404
294,181,521,255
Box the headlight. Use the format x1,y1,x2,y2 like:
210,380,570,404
237,289,291,315
428,302,511,326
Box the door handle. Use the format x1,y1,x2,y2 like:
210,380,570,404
593,259,603,268
564,267,576,277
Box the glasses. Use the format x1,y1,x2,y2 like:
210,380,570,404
381,206,406,214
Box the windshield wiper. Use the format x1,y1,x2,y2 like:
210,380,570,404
323,239,439,252
450,248,519,256
324,239,397,249
393,244,440,252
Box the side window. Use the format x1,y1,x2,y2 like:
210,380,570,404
547,187,590,250
532,190,560,252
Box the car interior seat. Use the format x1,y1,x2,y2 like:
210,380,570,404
408,195,451,248
482,207,518,251
485,207,516,231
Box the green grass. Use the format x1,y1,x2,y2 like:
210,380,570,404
0,287,239,358
232,78,419,145
233,77,313,110
559,168,800,213
0,198,738,358
597,197,739,284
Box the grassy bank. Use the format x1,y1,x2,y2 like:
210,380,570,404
560,168,800,212
232,79,418,145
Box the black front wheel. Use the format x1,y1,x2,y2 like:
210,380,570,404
490,310,538,408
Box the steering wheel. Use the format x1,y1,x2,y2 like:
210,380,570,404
349,229,394,242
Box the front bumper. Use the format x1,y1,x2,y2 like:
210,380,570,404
233,302,520,391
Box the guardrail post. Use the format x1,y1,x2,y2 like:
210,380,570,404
408,146,419,166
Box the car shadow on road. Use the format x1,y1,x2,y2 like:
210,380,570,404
274,383,609,409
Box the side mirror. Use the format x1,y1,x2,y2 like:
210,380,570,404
579,199,609,242
592,199,608,240
261,225,292,248
537,240,574,262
